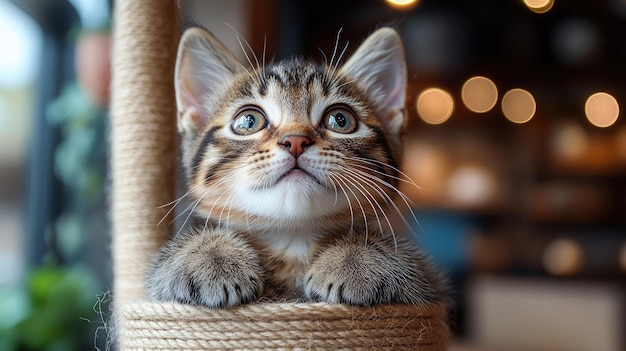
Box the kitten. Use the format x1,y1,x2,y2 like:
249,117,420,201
146,26,448,308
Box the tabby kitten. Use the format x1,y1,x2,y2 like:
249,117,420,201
146,27,448,308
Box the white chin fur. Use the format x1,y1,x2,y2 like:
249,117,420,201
233,177,347,220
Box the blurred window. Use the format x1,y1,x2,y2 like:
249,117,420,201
0,0,43,286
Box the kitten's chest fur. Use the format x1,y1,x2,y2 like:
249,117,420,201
243,225,336,298
257,248,311,299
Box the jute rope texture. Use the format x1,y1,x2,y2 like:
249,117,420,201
110,0,448,349
118,302,448,350
110,0,179,304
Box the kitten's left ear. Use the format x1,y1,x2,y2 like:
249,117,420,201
175,27,243,133
339,28,407,138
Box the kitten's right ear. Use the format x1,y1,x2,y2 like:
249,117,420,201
175,27,242,132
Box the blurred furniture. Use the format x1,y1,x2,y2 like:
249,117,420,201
468,275,624,351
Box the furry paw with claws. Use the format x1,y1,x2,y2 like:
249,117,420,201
304,235,447,306
146,228,264,308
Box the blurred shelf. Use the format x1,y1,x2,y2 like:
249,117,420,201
466,275,625,351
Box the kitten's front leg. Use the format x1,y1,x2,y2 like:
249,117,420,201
146,228,264,308
304,233,446,306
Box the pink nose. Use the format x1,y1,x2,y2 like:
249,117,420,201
279,135,312,158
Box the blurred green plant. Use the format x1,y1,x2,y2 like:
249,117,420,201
0,265,103,351
2,77,112,351
47,82,107,261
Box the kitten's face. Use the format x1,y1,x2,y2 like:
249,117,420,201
175,28,407,231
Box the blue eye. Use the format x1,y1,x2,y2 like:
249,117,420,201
324,107,357,133
232,107,267,135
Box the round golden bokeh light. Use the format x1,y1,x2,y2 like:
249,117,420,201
584,92,620,128
461,76,498,113
543,238,583,276
416,88,454,125
551,121,588,161
501,88,536,124
385,0,420,10
523,0,555,14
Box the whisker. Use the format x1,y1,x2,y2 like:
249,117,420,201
345,156,423,191
330,173,366,236
318,47,329,67
262,34,267,81
203,212,211,232
338,170,394,245
223,184,238,230
334,172,385,241
342,166,416,241
167,181,213,226
203,180,230,228
328,173,354,233
335,78,358,90
330,173,340,207
329,27,344,70
226,23,263,86
158,192,189,209
157,186,196,226
174,190,205,239
343,165,422,237
173,174,233,233
346,158,417,188
221,21,255,77
245,199,252,234
333,41,350,74
181,174,230,213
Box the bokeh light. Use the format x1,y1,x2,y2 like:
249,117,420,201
523,0,555,14
501,88,536,124
446,165,497,207
543,238,584,276
416,88,454,124
461,76,498,113
385,0,420,10
585,92,619,128
551,121,588,161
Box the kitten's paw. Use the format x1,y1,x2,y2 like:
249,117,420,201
146,228,264,308
304,241,394,306
304,236,446,306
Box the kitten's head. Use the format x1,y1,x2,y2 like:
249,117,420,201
175,27,408,231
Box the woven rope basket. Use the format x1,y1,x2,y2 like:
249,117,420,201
110,0,448,349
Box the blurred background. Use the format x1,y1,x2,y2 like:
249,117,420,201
0,0,624,350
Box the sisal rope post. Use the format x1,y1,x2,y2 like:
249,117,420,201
119,302,448,350
110,0,179,304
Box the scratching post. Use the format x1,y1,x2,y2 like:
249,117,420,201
110,0,448,349
110,0,178,303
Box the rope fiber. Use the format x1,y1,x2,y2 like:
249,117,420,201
118,302,448,350
111,0,179,303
